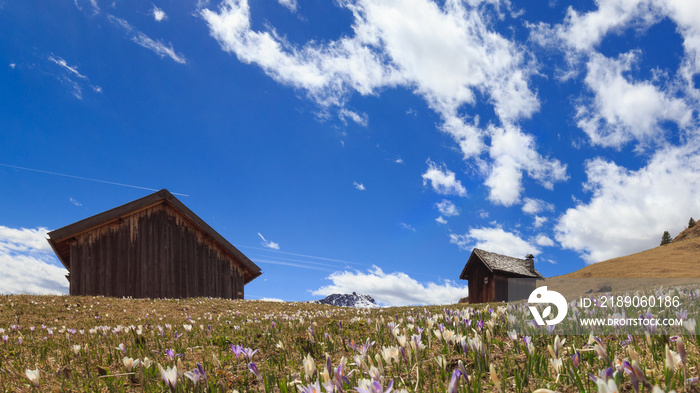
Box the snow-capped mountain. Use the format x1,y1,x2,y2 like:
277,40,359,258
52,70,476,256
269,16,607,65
312,292,380,308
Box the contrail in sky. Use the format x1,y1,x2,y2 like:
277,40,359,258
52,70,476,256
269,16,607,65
0,163,189,197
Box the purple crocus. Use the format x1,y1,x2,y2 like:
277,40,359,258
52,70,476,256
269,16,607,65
448,369,461,393
242,347,258,362
185,363,206,385
230,344,243,358
248,362,263,382
165,348,175,361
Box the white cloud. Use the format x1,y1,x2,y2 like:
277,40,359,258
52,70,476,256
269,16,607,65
353,181,366,191
0,226,69,295
9,63,15,69
522,197,554,215
533,215,548,228
530,0,700,149
449,226,540,258
201,0,560,202
555,142,700,263
535,234,555,247
422,159,467,197
531,0,661,54
576,51,692,148
485,125,568,206
435,216,448,224
277,0,297,12
69,197,82,207
259,297,285,302
435,199,460,217
152,5,168,22
312,265,468,306
257,232,280,250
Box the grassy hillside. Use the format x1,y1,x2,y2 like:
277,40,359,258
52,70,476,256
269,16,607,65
560,236,700,279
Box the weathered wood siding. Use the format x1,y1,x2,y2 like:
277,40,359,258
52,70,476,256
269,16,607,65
466,263,494,304
69,203,245,299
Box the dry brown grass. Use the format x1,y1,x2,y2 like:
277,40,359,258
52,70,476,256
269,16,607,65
538,235,700,299
560,236,700,279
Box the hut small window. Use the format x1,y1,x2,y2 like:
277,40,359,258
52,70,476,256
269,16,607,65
483,277,488,285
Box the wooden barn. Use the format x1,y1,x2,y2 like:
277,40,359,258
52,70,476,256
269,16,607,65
47,189,262,299
459,248,543,304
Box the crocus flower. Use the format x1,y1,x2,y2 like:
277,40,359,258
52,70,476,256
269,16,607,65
300,381,322,393
165,348,176,361
490,364,501,391
184,363,206,385
230,344,243,358
665,344,681,370
448,369,461,393
116,343,126,354
684,318,696,338
159,364,178,390
242,347,258,362
123,356,141,371
142,357,153,369
248,362,263,383
303,353,316,381
25,368,40,386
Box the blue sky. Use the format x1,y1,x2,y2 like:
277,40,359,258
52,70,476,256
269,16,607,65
2,0,700,306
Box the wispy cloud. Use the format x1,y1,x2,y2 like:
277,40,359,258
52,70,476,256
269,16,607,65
399,222,416,232
277,0,297,13
69,197,83,207
0,226,68,295
339,109,368,127
257,232,280,250
47,55,102,99
72,3,186,65
312,265,468,306
353,181,366,191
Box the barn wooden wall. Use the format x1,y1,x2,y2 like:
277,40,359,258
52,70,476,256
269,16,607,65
467,263,494,304
68,203,245,299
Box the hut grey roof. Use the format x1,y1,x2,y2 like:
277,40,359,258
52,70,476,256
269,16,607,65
47,189,262,284
459,248,543,279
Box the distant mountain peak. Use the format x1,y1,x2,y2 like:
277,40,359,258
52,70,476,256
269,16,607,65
313,292,380,308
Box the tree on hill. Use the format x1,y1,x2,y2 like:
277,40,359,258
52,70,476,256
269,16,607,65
661,231,673,245
690,217,696,228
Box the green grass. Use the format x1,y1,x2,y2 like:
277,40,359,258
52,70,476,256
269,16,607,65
0,295,697,392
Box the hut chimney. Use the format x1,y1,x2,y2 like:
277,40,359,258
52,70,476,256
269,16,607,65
525,254,535,270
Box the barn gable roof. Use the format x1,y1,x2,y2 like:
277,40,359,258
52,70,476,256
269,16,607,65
459,248,543,279
47,189,262,284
